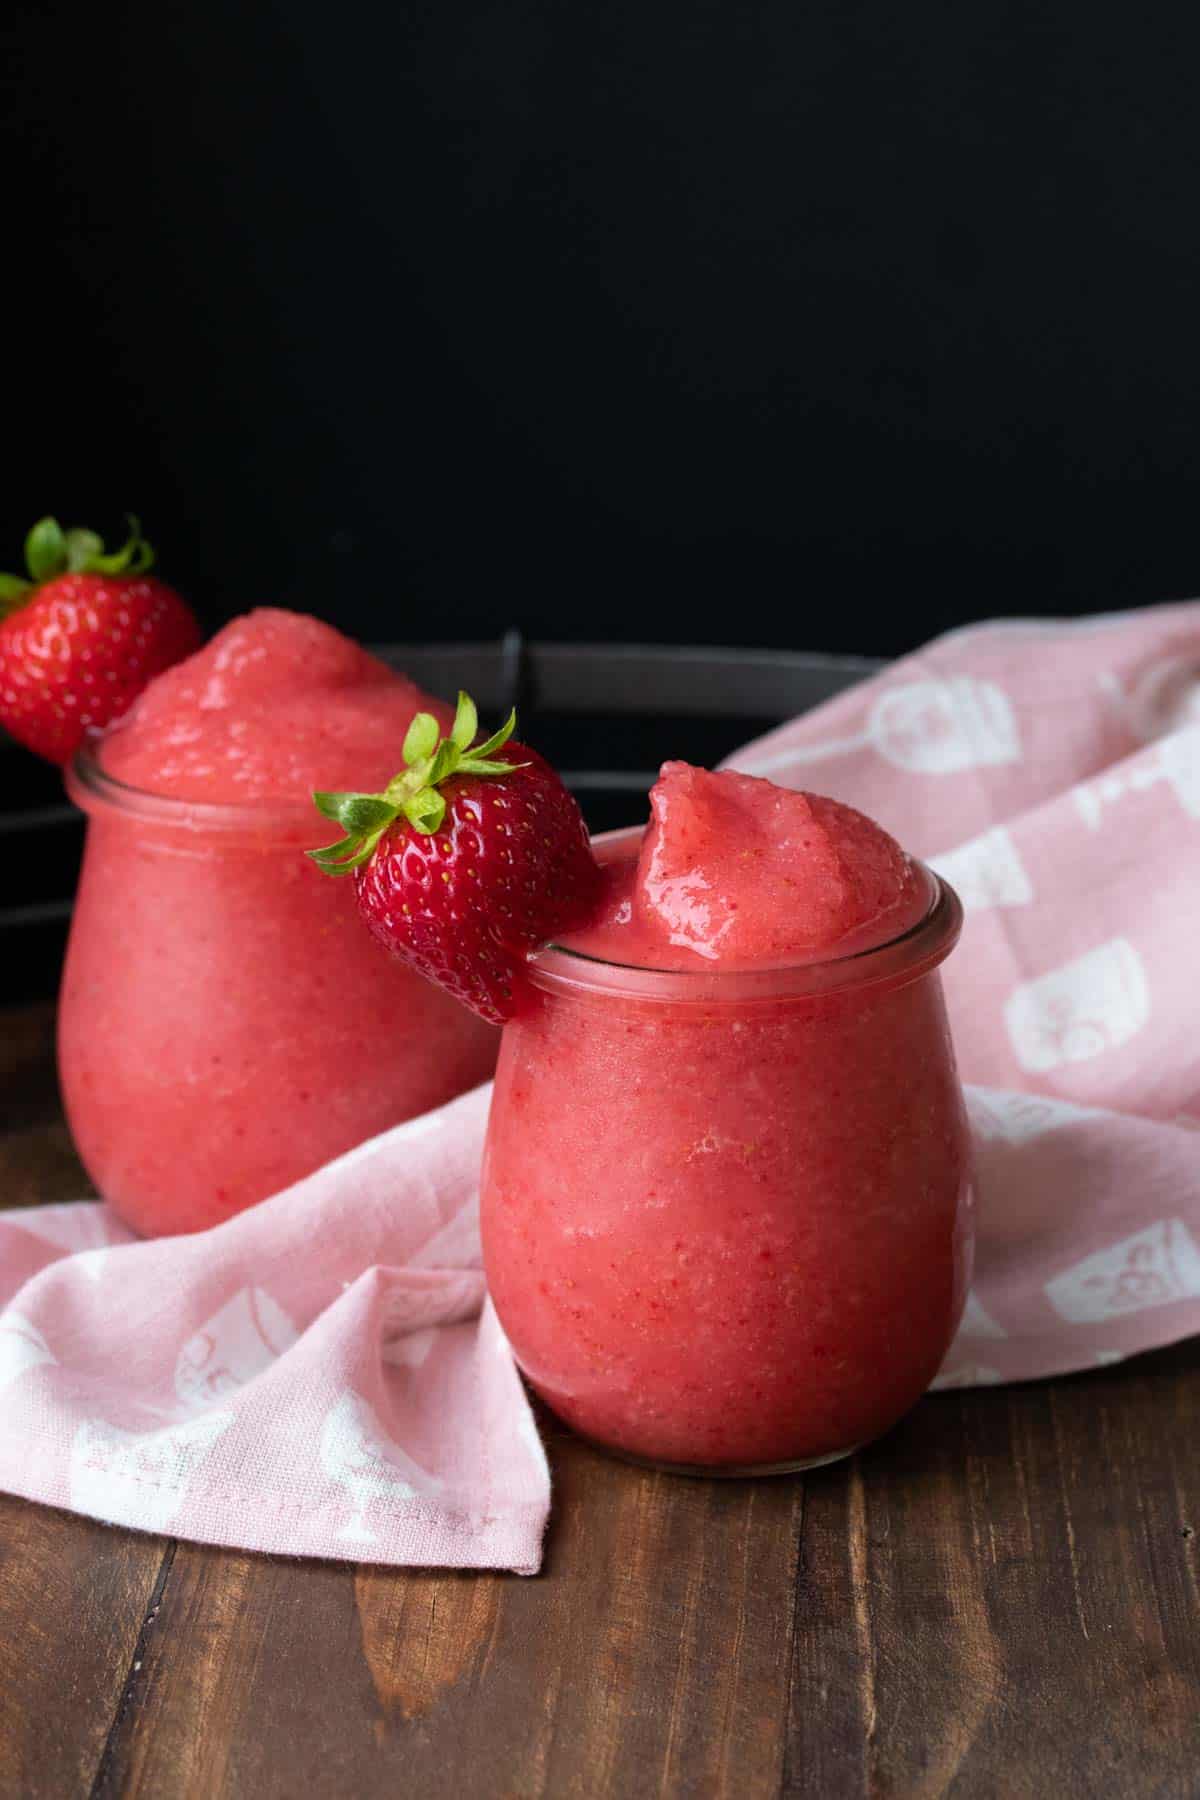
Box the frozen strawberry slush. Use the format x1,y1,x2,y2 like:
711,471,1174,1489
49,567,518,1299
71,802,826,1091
571,761,929,967
100,607,454,799
60,610,498,1234
481,764,971,1470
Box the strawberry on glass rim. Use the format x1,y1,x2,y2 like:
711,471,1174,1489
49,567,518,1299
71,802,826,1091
0,515,202,764
309,692,601,1023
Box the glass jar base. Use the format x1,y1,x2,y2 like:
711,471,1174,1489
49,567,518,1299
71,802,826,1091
577,1433,863,1479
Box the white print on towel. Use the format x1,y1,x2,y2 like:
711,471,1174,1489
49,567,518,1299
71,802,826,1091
1046,1221,1200,1325
319,1390,442,1543
1004,939,1149,1074
931,1364,1002,1390
0,1311,56,1392
1098,657,1200,743
959,1292,1008,1340
1075,727,1200,831
967,1089,1105,1145
69,1412,233,1533
738,677,1021,778
384,1327,438,1371
175,1287,299,1413
930,826,1033,911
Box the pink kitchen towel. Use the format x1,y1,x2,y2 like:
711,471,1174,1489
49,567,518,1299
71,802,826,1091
0,1087,552,1572
2,599,1199,1570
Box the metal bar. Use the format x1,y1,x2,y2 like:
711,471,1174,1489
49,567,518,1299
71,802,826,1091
374,641,881,717
562,771,657,791
530,643,880,717
374,644,516,709
0,899,74,927
0,805,78,833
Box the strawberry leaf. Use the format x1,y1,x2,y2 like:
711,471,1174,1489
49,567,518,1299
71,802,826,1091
64,529,104,573
25,518,68,583
471,709,517,761
456,757,525,776
0,573,31,613
450,691,478,751
305,840,375,874
85,515,155,576
306,832,360,864
311,791,398,834
18,514,158,586
404,786,447,834
402,710,440,765
427,739,460,786
309,691,519,877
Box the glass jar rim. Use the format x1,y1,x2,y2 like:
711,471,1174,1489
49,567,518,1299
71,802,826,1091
65,758,964,995
65,734,325,843
529,827,963,1005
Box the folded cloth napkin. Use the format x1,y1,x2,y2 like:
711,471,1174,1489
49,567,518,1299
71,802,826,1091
2,601,1199,1572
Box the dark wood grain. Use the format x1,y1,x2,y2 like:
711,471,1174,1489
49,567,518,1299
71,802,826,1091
1,1002,1197,1798
93,1431,806,1799
0,1007,162,1800
787,1355,1200,1798
0,1498,168,1799
0,1002,93,1212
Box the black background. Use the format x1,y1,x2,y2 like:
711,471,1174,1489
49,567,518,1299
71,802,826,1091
4,1,1200,655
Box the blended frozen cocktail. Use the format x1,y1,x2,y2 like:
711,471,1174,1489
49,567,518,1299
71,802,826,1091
59,610,498,1235
480,764,973,1471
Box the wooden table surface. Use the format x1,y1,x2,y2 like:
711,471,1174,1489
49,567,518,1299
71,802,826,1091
2,1002,1198,1800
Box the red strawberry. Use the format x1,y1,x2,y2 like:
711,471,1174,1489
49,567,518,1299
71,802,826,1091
309,693,601,1022
0,515,202,764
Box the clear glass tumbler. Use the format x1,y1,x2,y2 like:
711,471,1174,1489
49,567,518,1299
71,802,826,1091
482,838,971,1473
60,744,498,1235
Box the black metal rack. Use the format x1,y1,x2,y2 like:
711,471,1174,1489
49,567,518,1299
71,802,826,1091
0,639,880,1003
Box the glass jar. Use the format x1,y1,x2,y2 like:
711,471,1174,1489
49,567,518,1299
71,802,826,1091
60,744,498,1236
481,837,972,1474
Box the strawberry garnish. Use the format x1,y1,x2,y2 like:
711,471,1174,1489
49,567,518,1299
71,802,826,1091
0,516,202,765
309,693,601,1022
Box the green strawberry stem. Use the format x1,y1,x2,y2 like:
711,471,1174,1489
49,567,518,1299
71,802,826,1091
308,691,526,875
0,515,156,616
